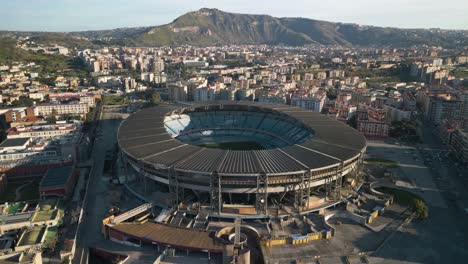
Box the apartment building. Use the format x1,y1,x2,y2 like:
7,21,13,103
425,94,463,125
291,93,326,112
449,128,468,166
356,109,390,138
35,103,89,116
194,87,216,101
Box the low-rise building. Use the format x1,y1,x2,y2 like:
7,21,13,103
183,60,208,68
7,124,77,139
0,199,62,235
39,165,78,199
0,138,31,152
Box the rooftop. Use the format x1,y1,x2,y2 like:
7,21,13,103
0,138,30,148
110,221,225,253
16,226,46,247
31,209,58,223
7,124,77,135
0,212,33,225
40,165,74,189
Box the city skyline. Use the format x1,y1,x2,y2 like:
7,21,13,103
1,0,468,32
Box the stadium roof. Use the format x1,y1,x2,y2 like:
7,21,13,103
118,102,366,176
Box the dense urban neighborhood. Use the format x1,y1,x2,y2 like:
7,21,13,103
0,7,466,264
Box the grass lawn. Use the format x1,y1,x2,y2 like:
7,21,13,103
199,141,264,150
17,227,47,246
103,95,126,105
7,202,24,214
42,226,58,249
377,187,419,206
32,210,58,223
365,158,399,168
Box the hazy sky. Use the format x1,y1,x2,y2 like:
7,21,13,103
1,0,467,31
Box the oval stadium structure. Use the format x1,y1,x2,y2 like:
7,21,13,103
118,102,367,214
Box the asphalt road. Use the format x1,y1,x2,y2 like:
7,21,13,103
73,107,124,264
72,106,159,264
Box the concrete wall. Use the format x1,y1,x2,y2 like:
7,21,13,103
325,211,367,225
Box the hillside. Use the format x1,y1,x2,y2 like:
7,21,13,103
2,8,467,48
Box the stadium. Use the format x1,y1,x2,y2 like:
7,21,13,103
118,101,367,215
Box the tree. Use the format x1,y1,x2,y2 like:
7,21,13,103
327,88,337,100
414,199,429,219
389,120,420,142
151,92,162,105
463,79,468,88
10,97,37,107
85,108,96,122
38,77,56,86
348,115,357,129
47,116,57,124
51,108,58,115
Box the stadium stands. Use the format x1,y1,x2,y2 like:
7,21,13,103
164,110,312,149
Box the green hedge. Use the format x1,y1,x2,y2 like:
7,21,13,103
365,158,399,168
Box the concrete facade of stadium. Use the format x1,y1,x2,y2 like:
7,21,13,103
118,102,367,215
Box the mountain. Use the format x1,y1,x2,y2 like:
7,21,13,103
3,8,468,48
72,8,316,46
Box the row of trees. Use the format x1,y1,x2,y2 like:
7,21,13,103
389,120,422,143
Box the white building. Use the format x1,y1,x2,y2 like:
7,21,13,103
153,59,165,73
194,87,216,101
79,95,96,107
28,92,45,101
154,73,167,84
35,103,89,116
291,96,326,112
183,60,209,68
